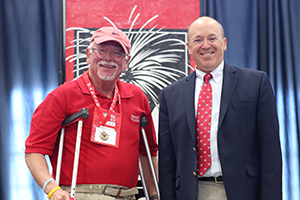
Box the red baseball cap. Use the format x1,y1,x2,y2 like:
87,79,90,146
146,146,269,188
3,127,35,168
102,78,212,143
90,27,131,54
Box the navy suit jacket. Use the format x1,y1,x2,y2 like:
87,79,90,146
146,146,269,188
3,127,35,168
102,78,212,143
158,63,282,200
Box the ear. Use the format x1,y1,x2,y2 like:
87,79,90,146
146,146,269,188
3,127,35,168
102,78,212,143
223,38,227,51
86,48,91,64
123,55,131,70
186,42,192,55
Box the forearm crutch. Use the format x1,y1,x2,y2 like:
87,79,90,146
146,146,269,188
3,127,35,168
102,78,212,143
139,159,149,200
139,116,160,200
55,108,89,200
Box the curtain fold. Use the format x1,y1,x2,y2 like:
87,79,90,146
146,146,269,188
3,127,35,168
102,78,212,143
206,0,300,199
0,0,59,199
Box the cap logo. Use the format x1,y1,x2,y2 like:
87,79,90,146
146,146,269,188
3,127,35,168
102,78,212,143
112,32,119,36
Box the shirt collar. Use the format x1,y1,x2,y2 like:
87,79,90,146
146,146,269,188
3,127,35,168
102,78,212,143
78,71,134,99
195,60,224,85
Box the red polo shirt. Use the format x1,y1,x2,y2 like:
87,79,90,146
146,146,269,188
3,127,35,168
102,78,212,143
25,71,158,188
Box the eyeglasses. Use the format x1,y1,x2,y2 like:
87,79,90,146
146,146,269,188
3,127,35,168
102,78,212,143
90,48,127,61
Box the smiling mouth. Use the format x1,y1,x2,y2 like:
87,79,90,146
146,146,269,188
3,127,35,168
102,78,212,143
98,63,116,69
101,65,115,68
201,52,214,56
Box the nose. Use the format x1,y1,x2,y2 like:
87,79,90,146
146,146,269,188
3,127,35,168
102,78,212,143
103,51,113,61
202,39,210,49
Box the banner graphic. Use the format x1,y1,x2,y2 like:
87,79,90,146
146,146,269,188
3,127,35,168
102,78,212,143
65,1,200,197
66,0,199,112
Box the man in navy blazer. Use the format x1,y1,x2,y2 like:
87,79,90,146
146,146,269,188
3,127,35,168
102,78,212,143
158,17,282,200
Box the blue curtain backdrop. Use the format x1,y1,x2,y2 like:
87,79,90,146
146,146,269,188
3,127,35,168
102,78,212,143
204,0,300,199
0,0,59,199
0,0,299,200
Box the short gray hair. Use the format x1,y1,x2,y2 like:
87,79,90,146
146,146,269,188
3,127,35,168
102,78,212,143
87,41,95,53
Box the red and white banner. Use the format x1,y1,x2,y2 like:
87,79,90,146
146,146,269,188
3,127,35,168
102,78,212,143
66,0,200,143
66,0,199,109
65,0,200,198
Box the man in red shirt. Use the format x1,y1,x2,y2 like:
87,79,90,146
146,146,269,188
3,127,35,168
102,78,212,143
25,27,158,200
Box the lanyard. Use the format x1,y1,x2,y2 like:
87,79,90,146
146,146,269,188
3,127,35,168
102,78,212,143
83,71,120,126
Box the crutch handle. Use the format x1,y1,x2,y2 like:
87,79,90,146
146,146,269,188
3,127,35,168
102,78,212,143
140,116,148,128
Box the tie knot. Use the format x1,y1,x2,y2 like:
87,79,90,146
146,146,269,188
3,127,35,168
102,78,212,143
204,73,212,84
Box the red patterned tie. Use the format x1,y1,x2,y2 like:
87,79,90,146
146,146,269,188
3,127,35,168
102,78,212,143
196,73,212,176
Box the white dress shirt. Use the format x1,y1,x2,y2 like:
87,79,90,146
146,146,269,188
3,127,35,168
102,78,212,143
194,61,224,177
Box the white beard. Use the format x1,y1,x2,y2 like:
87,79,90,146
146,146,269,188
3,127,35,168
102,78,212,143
97,70,117,81
96,60,119,81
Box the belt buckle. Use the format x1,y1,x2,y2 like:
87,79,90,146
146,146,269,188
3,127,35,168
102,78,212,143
214,177,223,184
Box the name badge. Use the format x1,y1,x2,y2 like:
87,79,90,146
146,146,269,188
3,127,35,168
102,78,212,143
94,125,117,146
90,107,121,148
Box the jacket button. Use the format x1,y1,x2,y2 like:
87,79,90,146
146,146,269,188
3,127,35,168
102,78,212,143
193,147,196,151
193,172,197,176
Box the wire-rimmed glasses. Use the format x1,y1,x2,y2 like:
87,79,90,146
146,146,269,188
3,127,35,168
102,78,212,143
90,48,127,61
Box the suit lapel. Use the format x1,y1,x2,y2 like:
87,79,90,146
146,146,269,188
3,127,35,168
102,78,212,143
183,71,197,143
218,63,238,128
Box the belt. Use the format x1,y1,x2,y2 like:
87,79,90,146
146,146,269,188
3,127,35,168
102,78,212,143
199,176,223,184
61,184,138,197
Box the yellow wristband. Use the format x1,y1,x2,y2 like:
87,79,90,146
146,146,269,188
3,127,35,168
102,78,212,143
47,186,61,199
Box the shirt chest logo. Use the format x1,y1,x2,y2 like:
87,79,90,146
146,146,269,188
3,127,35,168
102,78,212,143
131,114,140,123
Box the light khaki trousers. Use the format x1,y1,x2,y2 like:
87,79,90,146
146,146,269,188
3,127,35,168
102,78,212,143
198,181,228,200
61,185,136,200
74,193,135,200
